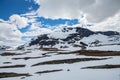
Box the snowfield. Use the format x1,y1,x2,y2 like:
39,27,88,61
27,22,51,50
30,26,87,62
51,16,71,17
0,27,120,80
0,48,120,80
87,45,120,51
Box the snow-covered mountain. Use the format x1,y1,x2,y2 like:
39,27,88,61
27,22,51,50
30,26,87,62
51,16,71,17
18,27,120,50
1,28,120,80
0,45,11,50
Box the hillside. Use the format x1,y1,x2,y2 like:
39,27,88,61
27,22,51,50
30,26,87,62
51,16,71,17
18,27,120,51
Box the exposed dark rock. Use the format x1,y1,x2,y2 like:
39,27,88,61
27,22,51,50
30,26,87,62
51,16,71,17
18,27,120,49
80,42,88,46
16,45,25,50
0,45,11,50
67,69,70,71
76,27,95,37
0,72,31,78
90,40,101,47
96,31,120,36
29,34,49,46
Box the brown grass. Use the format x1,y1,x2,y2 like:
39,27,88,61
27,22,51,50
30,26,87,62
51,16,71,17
35,69,63,74
81,64,120,69
22,51,32,54
40,48,65,51
0,64,26,69
32,58,108,66
3,62,12,64
58,50,120,56
12,55,50,60
0,52,22,56
0,72,31,78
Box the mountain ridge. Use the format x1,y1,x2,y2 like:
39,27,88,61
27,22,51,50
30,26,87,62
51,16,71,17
17,27,120,50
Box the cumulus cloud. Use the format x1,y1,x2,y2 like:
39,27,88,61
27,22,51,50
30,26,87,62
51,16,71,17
23,28,52,37
0,14,30,46
35,0,120,23
88,12,120,31
84,0,120,22
35,0,94,19
9,14,28,29
0,22,22,42
23,23,52,37
1,0,120,46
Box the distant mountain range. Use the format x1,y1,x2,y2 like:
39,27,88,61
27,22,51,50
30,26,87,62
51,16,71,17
17,27,120,50
0,45,11,50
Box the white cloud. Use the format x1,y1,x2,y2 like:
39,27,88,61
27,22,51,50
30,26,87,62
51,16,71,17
34,0,120,32
23,28,52,37
0,14,30,46
0,22,22,43
35,0,94,19
23,23,52,37
87,12,120,32
21,11,38,23
84,0,120,22
35,0,120,23
1,0,120,46
9,14,28,29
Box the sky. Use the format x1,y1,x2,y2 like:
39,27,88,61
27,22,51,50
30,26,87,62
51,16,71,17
0,0,120,46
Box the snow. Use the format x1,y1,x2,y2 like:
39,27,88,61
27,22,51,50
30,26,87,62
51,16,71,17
81,34,120,45
0,48,120,80
0,50,4,54
81,34,108,43
1,28,120,80
87,45,120,51
48,28,76,39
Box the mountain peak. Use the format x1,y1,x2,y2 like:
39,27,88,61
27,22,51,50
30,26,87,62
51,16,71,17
17,27,120,50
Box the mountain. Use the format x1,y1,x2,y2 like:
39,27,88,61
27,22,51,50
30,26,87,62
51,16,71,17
17,27,120,50
0,45,11,50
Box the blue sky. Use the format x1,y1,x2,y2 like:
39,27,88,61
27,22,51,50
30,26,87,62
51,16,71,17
0,0,120,46
0,0,38,20
0,0,79,32
0,0,80,46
